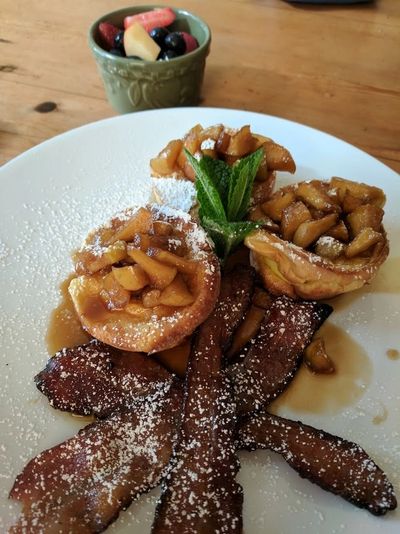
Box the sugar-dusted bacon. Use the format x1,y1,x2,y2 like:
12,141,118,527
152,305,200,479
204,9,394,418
228,296,332,416
214,264,256,351
237,411,397,516
151,266,254,533
35,339,173,418
9,385,182,533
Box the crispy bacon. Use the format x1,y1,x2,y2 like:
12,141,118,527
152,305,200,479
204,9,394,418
151,267,254,533
35,339,173,418
228,296,332,416
237,411,397,516
9,386,182,533
214,264,256,351
11,265,397,530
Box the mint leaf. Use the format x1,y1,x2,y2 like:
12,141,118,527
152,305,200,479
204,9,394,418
202,217,259,260
195,179,219,222
227,148,264,221
185,150,227,221
185,146,264,262
227,159,251,221
200,156,231,207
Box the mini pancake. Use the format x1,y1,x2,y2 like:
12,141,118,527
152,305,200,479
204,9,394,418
246,178,389,300
69,205,220,353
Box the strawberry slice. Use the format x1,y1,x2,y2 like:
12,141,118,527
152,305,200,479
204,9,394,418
124,7,176,32
180,32,198,54
98,22,120,50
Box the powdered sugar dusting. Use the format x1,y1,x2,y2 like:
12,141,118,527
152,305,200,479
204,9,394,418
9,389,181,531
151,177,196,213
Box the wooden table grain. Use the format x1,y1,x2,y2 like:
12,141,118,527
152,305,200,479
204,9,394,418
1,0,399,171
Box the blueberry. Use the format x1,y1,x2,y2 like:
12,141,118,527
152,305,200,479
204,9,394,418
164,32,185,56
149,27,169,48
113,30,125,51
158,49,179,61
109,47,124,57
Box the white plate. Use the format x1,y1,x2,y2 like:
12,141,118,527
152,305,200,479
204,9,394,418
0,108,399,534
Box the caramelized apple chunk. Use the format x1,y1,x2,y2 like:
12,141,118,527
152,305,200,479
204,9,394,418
292,213,337,249
159,274,195,307
112,265,149,291
69,205,220,353
127,247,177,290
347,204,384,237
73,240,127,275
262,192,296,222
281,201,312,242
245,178,388,299
150,248,198,274
100,272,131,310
150,139,183,176
345,227,383,258
304,338,335,374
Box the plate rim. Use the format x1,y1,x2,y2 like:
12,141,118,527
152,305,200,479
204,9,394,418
1,107,398,179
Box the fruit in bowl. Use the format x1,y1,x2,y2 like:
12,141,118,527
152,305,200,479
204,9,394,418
98,7,199,61
89,7,211,112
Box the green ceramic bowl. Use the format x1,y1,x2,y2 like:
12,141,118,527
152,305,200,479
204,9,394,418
88,6,211,113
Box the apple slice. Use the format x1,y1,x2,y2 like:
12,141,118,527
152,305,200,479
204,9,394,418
151,248,197,274
105,207,153,245
112,265,149,291
127,247,177,289
100,272,131,310
159,274,194,307
123,22,161,61
124,7,176,32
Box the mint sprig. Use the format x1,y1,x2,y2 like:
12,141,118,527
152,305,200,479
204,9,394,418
185,147,264,260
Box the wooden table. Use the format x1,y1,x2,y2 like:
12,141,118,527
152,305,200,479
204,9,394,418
1,0,399,171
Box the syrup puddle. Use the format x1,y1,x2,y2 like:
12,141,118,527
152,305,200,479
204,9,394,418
270,323,372,415
46,274,90,354
372,404,388,425
387,348,399,360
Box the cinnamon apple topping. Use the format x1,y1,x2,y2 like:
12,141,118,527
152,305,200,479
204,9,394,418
69,204,220,353
150,123,296,213
246,177,389,299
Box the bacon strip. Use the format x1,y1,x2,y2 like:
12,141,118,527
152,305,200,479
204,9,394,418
237,411,397,516
35,339,173,418
9,386,182,533
151,266,254,533
228,296,332,416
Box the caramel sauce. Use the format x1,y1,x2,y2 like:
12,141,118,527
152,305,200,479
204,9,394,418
387,348,399,360
372,405,388,425
82,295,109,322
270,323,372,415
155,339,191,378
46,275,90,354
